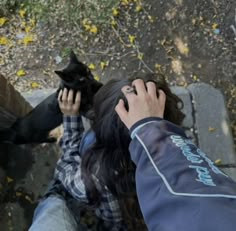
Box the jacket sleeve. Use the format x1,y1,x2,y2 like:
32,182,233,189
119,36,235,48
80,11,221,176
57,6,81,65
129,118,236,231
54,115,88,202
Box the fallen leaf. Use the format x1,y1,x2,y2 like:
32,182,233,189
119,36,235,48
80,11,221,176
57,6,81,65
208,127,216,132
19,9,26,18
82,18,91,25
112,8,119,17
214,159,222,165
121,0,130,6
129,35,136,44
100,61,109,70
31,82,41,88
83,24,91,31
212,23,218,29
94,75,100,81
135,5,143,12
25,26,33,33
155,63,162,72
90,25,98,34
193,75,198,81
0,17,7,26
16,69,26,77
0,36,9,45
88,63,96,70
111,19,117,27
137,53,144,60
22,34,35,45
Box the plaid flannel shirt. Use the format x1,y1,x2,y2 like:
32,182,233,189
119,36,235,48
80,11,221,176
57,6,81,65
54,115,126,229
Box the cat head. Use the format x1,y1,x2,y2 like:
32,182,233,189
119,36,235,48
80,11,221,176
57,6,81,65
55,51,96,90
55,51,103,118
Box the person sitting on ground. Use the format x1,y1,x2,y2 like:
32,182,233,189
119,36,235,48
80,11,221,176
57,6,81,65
29,73,185,231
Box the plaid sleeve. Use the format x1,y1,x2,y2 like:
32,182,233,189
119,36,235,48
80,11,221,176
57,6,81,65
54,115,88,202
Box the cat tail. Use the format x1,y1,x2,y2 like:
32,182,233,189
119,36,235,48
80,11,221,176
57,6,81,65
0,129,16,143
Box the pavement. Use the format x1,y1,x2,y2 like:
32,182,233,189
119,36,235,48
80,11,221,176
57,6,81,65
0,83,235,231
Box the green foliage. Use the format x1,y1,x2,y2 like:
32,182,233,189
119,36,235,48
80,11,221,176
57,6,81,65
1,0,119,29
22,0,119,27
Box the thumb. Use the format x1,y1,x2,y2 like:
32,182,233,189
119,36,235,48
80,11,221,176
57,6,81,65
115,99,128,125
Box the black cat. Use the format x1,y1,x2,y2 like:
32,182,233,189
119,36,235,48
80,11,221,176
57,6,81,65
0,51,103,144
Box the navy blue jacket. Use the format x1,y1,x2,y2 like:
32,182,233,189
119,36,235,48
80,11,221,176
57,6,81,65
129,117,236,231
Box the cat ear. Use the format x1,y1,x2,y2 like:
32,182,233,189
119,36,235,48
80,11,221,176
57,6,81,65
54,70,64,78
55,70,70,81
70,50,79,64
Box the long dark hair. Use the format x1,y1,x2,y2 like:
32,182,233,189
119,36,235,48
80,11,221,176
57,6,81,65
81,73,185,229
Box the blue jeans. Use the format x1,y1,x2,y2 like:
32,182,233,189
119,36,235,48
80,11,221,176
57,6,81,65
29,130,95,231
29,195,87,231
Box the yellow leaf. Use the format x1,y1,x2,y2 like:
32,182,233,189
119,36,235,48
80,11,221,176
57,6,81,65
111,19,117,27
137,53,144,60
94,75,100,81
135,5,143,12
112,8,119,17
16,69,26,77
25,26,33,33
183,47,189,56
88,63,96,70
193,75,198,81
208,127,216,132
121,0,130,6
214,159,222,165
155,63,162,71
212,23,218,29
19,9,26,18
82,18,91,26
0,36,9,45
100,61,109,70
31,82,41,89
0,17,7,26
22,34,34,45
128,35,136,44
89,25,98,34
7,176,13,183
84,24,91,31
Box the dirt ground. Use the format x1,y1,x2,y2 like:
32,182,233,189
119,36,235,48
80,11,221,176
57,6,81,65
0,0,236,230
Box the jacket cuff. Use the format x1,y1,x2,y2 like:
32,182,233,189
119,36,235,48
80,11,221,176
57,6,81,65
129,117,163,139
63,115,82,130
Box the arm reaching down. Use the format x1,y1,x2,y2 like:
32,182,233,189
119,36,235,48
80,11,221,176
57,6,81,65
115,79,236,231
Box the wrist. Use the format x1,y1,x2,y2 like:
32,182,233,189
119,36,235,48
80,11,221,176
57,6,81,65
129,117,163,139
63,115,82,130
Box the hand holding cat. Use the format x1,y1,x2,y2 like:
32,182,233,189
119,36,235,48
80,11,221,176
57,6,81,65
115,79,166,129
58,88,81,116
